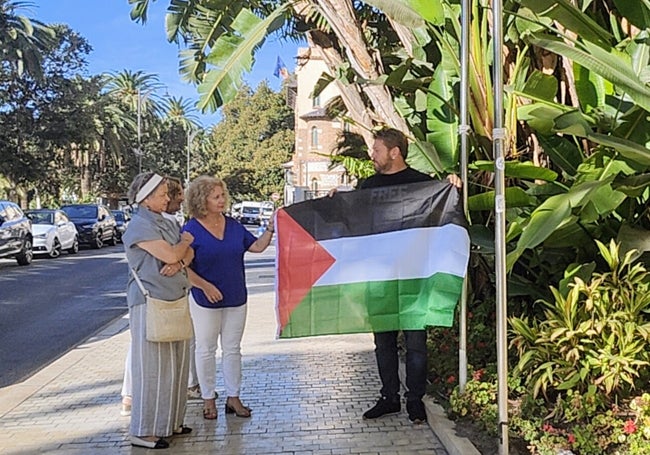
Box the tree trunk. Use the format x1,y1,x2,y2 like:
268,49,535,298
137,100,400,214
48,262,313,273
308,0,409,133
306,31,376,147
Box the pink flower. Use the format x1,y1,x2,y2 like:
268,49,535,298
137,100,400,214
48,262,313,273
623,419,637,434
472,369,485,381
542,423,554,433
446,375,456,384
567,433,576,444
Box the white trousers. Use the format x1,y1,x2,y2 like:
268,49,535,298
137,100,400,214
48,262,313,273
189,293,247,399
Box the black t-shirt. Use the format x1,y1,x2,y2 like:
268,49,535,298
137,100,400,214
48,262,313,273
359,167,433,189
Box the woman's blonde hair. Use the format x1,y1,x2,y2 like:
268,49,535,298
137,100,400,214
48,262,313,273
185,175,230,218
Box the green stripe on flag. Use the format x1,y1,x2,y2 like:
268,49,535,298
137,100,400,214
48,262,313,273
279,272,463,338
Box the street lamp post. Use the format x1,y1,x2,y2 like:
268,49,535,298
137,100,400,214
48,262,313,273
186,128,199,185
135,88,153,173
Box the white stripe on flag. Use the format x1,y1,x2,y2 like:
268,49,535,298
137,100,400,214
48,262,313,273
315,224,470,286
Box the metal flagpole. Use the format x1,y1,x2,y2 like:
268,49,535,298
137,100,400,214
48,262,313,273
492,0,509,452
458,0,471,393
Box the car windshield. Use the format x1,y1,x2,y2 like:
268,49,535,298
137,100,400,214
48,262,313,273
28,211,54,224
62,206,97,218
112,212,124,221
242,207,260,214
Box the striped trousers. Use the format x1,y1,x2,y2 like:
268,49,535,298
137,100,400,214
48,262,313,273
129,303,190,437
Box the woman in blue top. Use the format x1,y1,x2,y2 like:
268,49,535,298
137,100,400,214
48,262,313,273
183,175,274,420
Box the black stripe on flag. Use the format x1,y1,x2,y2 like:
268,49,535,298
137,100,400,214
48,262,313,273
282,180,467,241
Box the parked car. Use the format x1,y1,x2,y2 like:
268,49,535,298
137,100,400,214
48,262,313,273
111,209,130,242
0,200,33,265
60,204,117,249
26,209,79,258
233,201,273,225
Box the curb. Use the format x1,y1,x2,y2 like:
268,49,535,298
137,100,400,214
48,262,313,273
424,397,481,455
398,357,481,455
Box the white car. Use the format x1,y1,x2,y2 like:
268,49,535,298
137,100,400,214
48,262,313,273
26,209,79,258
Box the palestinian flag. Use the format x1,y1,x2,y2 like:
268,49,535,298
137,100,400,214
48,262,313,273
275,180,470,338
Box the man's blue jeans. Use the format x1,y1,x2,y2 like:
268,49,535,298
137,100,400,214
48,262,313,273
373,330,427,402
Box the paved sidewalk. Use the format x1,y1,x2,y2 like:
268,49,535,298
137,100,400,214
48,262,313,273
0,290,464,454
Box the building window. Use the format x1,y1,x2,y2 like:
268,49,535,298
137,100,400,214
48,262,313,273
310,126,320,148
312,94,321,107
311,178,318,192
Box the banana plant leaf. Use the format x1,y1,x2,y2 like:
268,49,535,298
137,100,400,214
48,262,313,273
573,64,610,113
613,0,650,30
516,0,613,47
468,187,536,211
537,135,583,176
407,140,445,175
614,173,650,198
527,33,650,113
618,224,650,260
506,181,608,270
521,70,558,102
426,65,458,171
471,160,558,181
196,6,287,112
554,112,650,167
362,0,444,27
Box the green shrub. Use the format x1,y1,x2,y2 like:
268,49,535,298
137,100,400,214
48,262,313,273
509,240,650,402
447,241,650,454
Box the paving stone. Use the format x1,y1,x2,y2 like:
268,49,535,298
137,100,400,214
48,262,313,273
0,291,449,455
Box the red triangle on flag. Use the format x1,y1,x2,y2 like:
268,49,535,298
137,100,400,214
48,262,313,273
276,209,335,331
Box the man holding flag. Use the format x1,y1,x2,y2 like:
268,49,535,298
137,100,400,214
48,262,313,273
275,127,467,424
336,128,462,424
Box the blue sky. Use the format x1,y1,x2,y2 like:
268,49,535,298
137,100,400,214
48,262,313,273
30,0,301,127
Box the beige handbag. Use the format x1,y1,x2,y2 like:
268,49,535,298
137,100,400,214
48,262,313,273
131,268,193,342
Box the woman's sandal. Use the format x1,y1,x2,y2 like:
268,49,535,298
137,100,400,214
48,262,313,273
203,405,218,420
225,397,252,418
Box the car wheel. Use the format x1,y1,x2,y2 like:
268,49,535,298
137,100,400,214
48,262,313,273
94,232,103,249
48,238,62,258
108,231,118,246
16,238,33,266
67,236,79,254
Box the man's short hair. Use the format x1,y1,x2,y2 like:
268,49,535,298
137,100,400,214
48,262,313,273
166,176,183,201
374,128,408,160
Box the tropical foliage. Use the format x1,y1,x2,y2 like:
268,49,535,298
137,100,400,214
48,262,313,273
452,241,650,454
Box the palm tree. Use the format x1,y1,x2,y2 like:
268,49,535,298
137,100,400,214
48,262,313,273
160,95,200,131
0,0,54,78
103,70,164,172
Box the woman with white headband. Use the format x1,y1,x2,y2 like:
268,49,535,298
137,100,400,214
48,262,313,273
122,172,195,450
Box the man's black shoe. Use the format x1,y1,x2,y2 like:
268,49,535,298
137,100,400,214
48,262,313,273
407,399,427,424
363,396,401,419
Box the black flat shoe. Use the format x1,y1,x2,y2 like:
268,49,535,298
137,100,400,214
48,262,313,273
173,425,192,435
130,436,169,449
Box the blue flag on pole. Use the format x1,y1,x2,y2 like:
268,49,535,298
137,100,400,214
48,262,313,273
273,56,288,79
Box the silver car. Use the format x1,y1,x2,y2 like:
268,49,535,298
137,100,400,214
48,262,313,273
26,209,79,258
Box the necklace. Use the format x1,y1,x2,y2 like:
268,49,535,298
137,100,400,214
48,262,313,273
203,214,223,228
